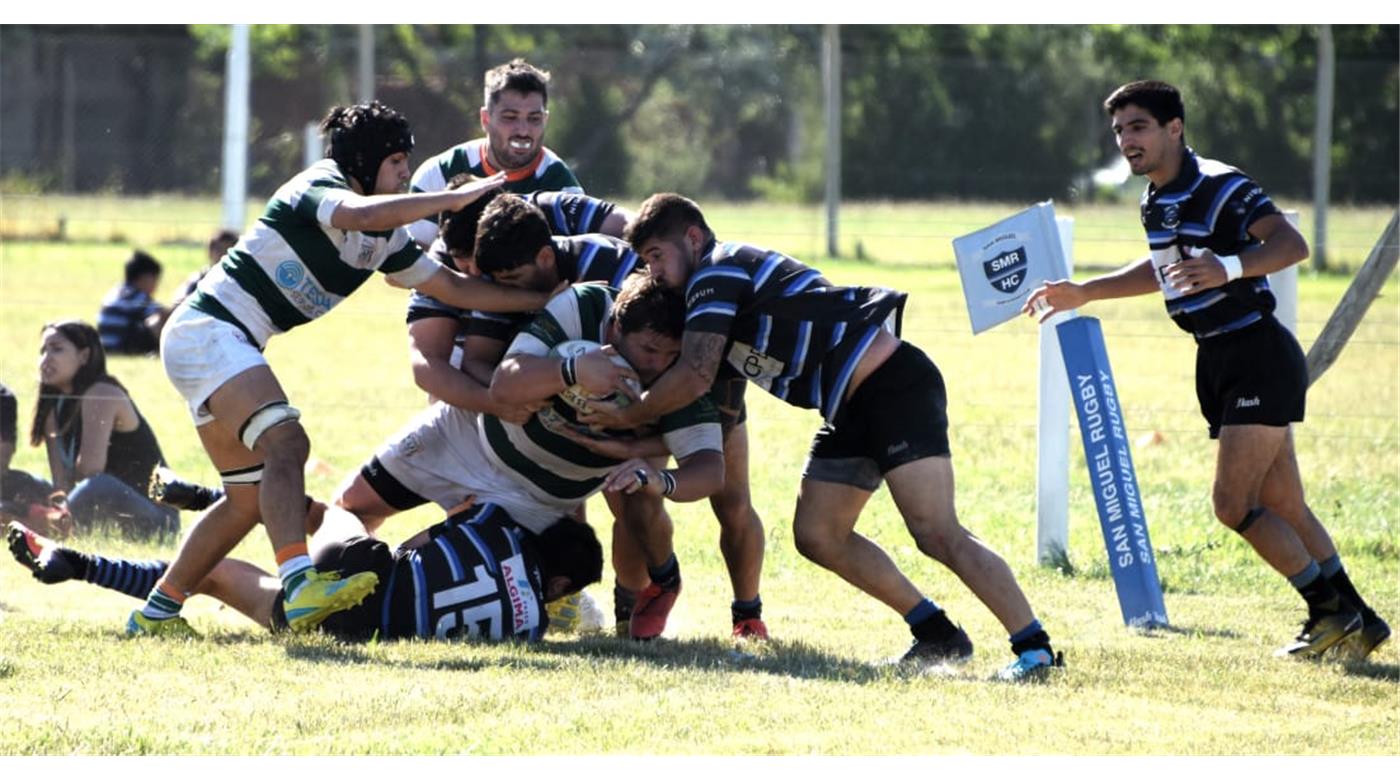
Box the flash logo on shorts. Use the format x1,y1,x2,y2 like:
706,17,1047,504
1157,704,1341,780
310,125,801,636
1235,396,1261,409
886,441,909,457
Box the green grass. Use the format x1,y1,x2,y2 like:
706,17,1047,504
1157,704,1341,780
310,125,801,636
0,197,1396,755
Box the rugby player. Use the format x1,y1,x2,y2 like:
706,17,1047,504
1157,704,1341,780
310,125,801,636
582,194,1062,681
138,101,553,639
1023,80,1388,660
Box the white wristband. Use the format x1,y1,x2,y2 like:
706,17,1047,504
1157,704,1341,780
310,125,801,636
1218,254,1243,282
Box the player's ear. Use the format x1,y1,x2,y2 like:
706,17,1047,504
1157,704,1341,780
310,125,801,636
544,575,574,602
479,106,490,131
535,245,555,271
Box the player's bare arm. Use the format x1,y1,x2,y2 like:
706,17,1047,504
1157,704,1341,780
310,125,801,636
1023,256,1158,322
329,172,506,232
415,267,557,315
492,348,638,408
603,449,724,502
1164,213,1311,294
584,330,725,429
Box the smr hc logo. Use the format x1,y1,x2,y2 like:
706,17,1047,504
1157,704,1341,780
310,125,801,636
983,246,1027,293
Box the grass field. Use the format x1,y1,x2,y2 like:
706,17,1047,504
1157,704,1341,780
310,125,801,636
0,196,1396,755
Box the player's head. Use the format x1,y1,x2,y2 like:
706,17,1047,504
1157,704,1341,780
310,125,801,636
1104,80,1185,179
472,193,558,290
607,272,685,385
625,193,714,292
123,250,162,293
480,58,550,173
439,173,505,275
32,320,118,445
207,229,238,266
533,519,604,602
321,100,415,196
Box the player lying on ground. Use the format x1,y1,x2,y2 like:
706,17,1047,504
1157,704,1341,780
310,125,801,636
8,499,602,642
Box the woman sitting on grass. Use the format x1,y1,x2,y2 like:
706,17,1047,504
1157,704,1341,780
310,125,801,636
31,320,178,540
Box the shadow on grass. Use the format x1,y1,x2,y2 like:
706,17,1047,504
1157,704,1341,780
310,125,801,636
1337,659,1399,682
1126,621,1242,641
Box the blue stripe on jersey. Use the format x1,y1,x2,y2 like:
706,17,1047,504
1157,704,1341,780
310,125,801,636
788,320,812,382
784,269,823,295
411,555,428,637
610,250,638,287
1167,291,1227,316
457,517,498,575
551,198,568,232
434,535,465,582
1177,224,1212,238
755,314,772,353
1204,177,1247,232
687,265,751,298
1199,311,1263,338
752,253,784,291
580,200,600,232
380,562,399,635
1147,230,1176,244
688,301,738,321
829,320,846,348
824,325,878,420
1154,173,1206,204
577,242,601,280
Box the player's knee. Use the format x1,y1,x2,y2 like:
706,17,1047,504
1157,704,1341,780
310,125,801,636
1211,486,1252,528
711,493,758,530
792,519,838,564
253,419,309,467
240,402,306,458
910,524,959,563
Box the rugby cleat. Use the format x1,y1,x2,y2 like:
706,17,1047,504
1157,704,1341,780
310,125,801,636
1275,609,1362,659
996,648,1064,682
6,521,77,584
149,467,224,512
126,610,201,639
732,617,769,641
1341,611,1391,661
628,579,681,641
282,569,379,633
545,590,606,633
900,626,974,667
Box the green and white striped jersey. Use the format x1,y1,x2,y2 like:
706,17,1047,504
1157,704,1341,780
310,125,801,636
407,139,582,247
188,159,438,348
479,283,722,509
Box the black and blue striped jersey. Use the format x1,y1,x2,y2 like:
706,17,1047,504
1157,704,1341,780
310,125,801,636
380,503,548,642
463,234,641,344
683,240,907,423
1140,148,1283,340
405,192,623,326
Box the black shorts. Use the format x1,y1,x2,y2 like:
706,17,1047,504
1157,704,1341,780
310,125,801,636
271,535,395,641
1195,316,1306,439
802,342,950,491
360,455,428,512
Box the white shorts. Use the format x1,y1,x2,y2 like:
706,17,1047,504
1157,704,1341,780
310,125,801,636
370,403,571,534
160,303,269,426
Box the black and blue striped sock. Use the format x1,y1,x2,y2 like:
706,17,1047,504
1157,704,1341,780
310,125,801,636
83,554,169,601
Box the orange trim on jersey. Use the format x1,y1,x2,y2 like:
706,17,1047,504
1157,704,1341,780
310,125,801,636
477,139,543,183
274,542,309,566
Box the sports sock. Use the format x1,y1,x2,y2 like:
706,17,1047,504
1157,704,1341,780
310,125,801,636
276,542,314,601
647,554,681,591
1322,557,1374,619
613,582,637,623
83,554,168,600
905,598,958,642
1291,562,1347,614
731,595,763,624
140,581,187,620
1009,619,1053,655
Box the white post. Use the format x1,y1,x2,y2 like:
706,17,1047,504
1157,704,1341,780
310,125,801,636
822,24,841,258
304,122,321,170
1273,211,1301,335
1036,217,1076,565
220,24,251,232
1312,24,1334,271
357,24,376,103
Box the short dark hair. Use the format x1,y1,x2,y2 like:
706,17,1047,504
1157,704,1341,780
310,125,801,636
440,173,504,258
484,58,550,109
208,229,239,252
532,519,603,597
1104,80,1185,126
473,193,552,275
124,250,161,284
612,272,685,341
320,100,415,196
624,193,713,251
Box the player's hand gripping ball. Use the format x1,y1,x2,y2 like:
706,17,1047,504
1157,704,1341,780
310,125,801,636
550,340,641,413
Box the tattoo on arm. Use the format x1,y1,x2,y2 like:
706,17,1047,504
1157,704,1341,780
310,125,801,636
682,331,726,386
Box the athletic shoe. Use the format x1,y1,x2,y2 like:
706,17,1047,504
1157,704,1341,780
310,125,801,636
1341,611,1391,661
282,569,379,633
996,648,1064,682
732,617,769,641
1276,608,1362,659
126,610,201,639
545,590,606,633
629,579,681,641
149,467,223,512
900,626,974,667
6,521,76,584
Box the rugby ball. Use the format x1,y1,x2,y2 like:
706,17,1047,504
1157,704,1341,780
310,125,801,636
550,340,641,412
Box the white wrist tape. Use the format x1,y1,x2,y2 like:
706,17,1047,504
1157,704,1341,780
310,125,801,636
1218,254,1243,282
